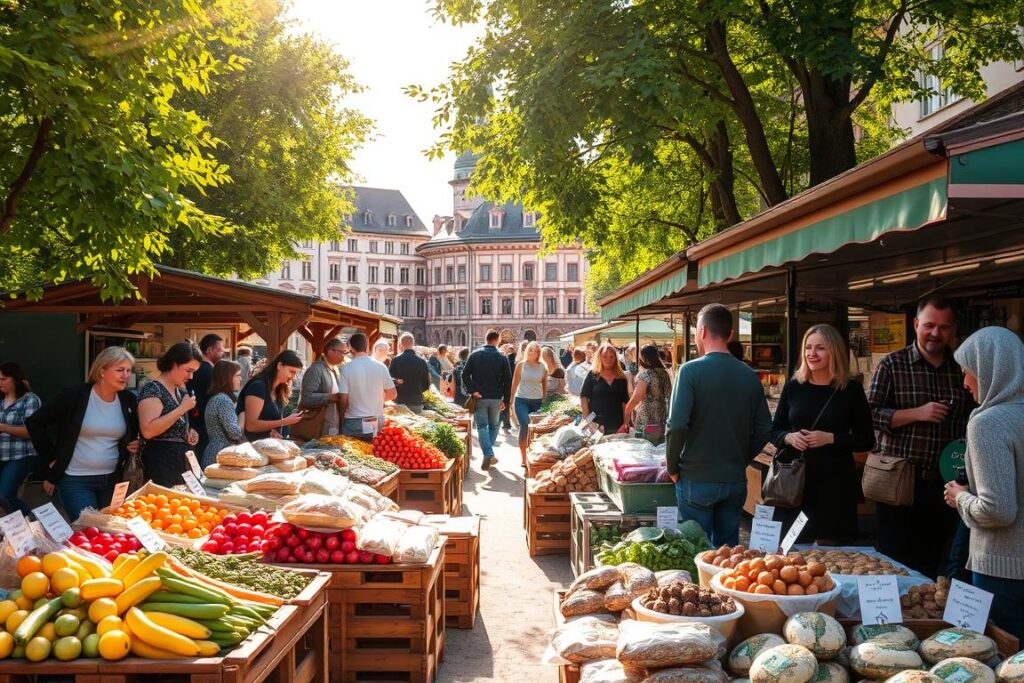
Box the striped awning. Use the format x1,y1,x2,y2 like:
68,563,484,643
600,266,688,321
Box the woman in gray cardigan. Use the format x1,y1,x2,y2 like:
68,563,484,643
944,326,1024,640
203,360,244,466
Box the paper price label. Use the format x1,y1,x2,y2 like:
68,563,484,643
780,512,809,555
754,504,775,520
943,579,993,633
126,516,167,552
0,511,36,557
362,417,379,437
749,518,782,553
181,471,206,498
184,450,204,481
656,507,678,529
32,503,73,544
110,481,130,510
858,576,902,625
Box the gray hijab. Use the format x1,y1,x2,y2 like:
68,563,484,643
953,326,1024,414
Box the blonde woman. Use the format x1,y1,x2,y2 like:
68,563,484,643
541,346,566,398
770,324,875,544
509,341,547,461
580,343,630,434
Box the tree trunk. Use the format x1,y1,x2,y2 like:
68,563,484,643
707,119,741,227
804,70,858,186
1,117,52,237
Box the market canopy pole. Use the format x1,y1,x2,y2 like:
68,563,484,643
786,266,799,374
635,315,640,357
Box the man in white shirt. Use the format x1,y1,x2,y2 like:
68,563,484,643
565,348,590,396
339,332,397,442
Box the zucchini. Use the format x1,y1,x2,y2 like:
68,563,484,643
196,619,236,633
155,570,232,605
147,590,208,604
138,602,230,619
13,597,64,646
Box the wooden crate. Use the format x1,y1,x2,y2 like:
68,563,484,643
838,618,1019,658
458,429,472,476
397,459,455,514
447,455,464,517
526,482,572,556
569,492,654,577
0,573,332,683
438,516,481,629
373,470,400,503
526,458,556,480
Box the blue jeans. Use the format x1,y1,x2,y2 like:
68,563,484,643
342,417,376,443
675,478,747,547
57,472,119,524
946,519,971,583
514,397,543,442
973,572,1024,642
474,399,502,459
0,457,35,515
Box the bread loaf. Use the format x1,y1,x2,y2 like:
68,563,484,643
216,442,268,467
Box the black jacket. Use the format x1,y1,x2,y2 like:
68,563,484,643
26,383,139,484
452,360,469,406
461,345,512,402
389,350,431,406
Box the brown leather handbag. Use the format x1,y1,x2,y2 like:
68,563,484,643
862,453,915,506
290,403,332,443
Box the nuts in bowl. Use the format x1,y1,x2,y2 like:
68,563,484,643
791,549,909,576
701,544,766,569
639,580,737,616
716,554,835,596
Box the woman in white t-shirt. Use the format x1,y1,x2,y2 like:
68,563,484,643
509,342,548,462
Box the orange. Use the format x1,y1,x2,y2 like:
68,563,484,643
154,494,168,507
41,552,70,577
139,511,153,522
175,505,190,516
150,519,164,530
182,519,197,531
186,528,203,539
21,572,49,600
187,499,201,510
98,630,130,660
165,524,182,535
16,556,42,579
168,498,181,509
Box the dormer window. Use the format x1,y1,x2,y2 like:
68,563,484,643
489,206,504,229
362,211,372,225
387,213,396,227
405,215,413,228
343,214,352,223
523,211,536,228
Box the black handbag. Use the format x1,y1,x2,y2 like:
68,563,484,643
761,388,837,508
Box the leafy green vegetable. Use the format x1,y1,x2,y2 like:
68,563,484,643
414,423,466,460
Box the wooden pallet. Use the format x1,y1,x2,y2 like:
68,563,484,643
373,470,400,504
438,516,481,629
525,483,572,556
0,573,332,683
397,460,455,514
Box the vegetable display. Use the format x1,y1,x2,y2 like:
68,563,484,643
68,529,142,563
197,510,273,556
413,422,466,460
640,580,736,616
372,423,448,469
421,390,457,416
260,523,390,566
595,523,710,576
313,435,375,456
110,492,230,539
168,548,314,598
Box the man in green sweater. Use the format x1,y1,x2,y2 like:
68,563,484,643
667,304,772,545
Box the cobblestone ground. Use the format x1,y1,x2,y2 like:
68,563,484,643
437,426,573,682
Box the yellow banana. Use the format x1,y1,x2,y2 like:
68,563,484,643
144,612,210,640
67,550,110,579
115,577,162,615
111,555,140,581
130,637,183,659
80,578,124,601
126,608,200,657
195,640,221,657
122,551,167,588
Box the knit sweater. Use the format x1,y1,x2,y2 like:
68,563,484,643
953,327,1024,580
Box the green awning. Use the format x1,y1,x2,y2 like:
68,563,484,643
698,176,948,287
600,267,688,321
950,137,1024,189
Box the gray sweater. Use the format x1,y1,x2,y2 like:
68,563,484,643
953,327,1024,580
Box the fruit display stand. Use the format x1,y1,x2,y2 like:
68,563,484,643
524,479,572,557
569,492,655,577
397,459,457,515
276,542,446,683
434,516,481,629
372,470,400,504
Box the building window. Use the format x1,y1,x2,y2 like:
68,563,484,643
457,265,466,283
400,267,410,285
329,240,340,251
405,216,413,228
301,260,312,280
347,238,358,252
349,296,359,307
489,209,503,229
919,43,960,118
500,264,513,281
301,239,313,248
446,298,454,316
401,242,410,255
399,298,409,317
384,267,394,284
433,267,441,284
545,263,557,281
523,298,535,315
347,265,358,282
369,266,378,284
458,297,466,316
280,261,291,280
546,297,557,315
567,262,579,281
416,298,425,317
387,214,396,227
329,263,341,282
523,263,534,282
523,211,536,228
362,211,372,225
416,268,426,285
385,241,394,254
446,266,454,283
501,298,513,315
434,298,442,316
480,264,492,282
368,298,379,312
385,298,395,315
480,298,492,315
568,298,578,314
369,241,378,253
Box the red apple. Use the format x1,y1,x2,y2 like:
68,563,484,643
305,536,322,551
236,512,252,525
297,528,311,540
252,512,269,526
83,527,100,539
315,549,331,564
103,550,119,562
235,523,253,536
340,541,356,554
202,541,220,553
329,550,345,564
275,547,291,562
285,536,301,548
340,529,357,543
344,551,360,564
276,523,294,536
374,554,391,564
247,541,262,553
358,551,374,564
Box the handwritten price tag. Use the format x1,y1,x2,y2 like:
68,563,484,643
32,503,73,544
754,504,775,520
184,451,204,481
749,518,782,553
943,579,993,632
0,511,36,557
126,517,167,552
780,512,809,555
656,507,678,530
109,481,130,510
858,576,902,625
181,471,206,498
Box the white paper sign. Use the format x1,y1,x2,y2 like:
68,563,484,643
943,579,993,632
181,471,206,498
656,507,678,529
32,503,73,544
780,512,809,555
749,518,782,553
126,516,167,552
0,511,36,557
362,417,379,437
754,504,775,520
858,576,903,625
582,412,599,435
184,450,204,481
110,481,130,509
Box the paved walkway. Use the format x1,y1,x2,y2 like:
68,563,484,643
438,427,572,682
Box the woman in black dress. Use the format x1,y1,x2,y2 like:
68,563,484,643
138,342,202,487
771,324,875,544
237,350,304,441
580,344,631,434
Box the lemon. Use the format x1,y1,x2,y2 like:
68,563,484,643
53,636,81,661
41,552,70,578
20,572,49,601
0,632,13,659
25,636,51,662
14,595,33,611
37,623,57,642
87,598,117,624
51,567,80,594
82,633,100,658
5,610,28,634
98,630,130,661
96,616,123,637
54,614,80,638
0,601,17,626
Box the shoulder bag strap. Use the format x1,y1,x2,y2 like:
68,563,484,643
808,388,839,431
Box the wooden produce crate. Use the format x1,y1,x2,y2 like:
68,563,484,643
525,480,572,557
0,572,332,683
837,618,1019,658
437,516,481,629
526,457,557,480
373,470,400,503
447,454,464,517
569,492,654,577
457,429,472,476
398,459,456,514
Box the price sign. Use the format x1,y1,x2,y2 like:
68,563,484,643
0,511,36,557
184,451,204,481
749,518,782,553
32,503,73,544
780,512,809,555
754,504,775,520
362,417,379,437
656,507,678,529
582,412,600,435
181,471,206,498
943,579,993,633
109,481,130,510
858,576,902,625
126,516,167,552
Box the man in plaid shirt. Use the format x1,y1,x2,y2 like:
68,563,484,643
868,297,972,578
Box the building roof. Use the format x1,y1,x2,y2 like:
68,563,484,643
345,186,430,237
420,200,541,251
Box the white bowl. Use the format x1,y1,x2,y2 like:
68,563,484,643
631,595,745,641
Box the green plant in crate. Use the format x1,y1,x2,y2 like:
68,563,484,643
595,521,710,576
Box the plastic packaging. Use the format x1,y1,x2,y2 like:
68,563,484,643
615,620,722,669
216,442,268,467
393,525,440,564
300,467,351,497
579,659,645,683
543,616,620,665
356,514,416,557
280,494,365,529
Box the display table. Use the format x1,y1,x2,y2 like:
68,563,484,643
398,459,457,514
569,491,655,577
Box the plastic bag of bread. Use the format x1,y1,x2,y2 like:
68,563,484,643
280,493,363,529
570,566,622,594
547,616,620,665
272,455,308,472
394,525,440,564
618,563,658,595
300,468,351,496
356,514,415,557
204,463,263,480
616,621,721,669
241,472,303,496
580,659,645,683
562,589,608,618
250,438,300,462
216,442,268,467
640,662,729,683
343,483,398,513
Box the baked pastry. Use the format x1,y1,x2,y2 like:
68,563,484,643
250,438,300,462
242,472,302,495
216,442,268,468
204,463,263,480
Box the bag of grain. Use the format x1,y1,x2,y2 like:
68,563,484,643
883,672,943,683
641,662,730,683
929,658,996,683
616,620,721,669
548,616,620,665
729,635,788,676
749,644,818,683
995,651,1024,683
815,662,850,683
852,625,919,649
849,643,923,680
579,659,645,683
920,630,997,666
783,612,846,659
